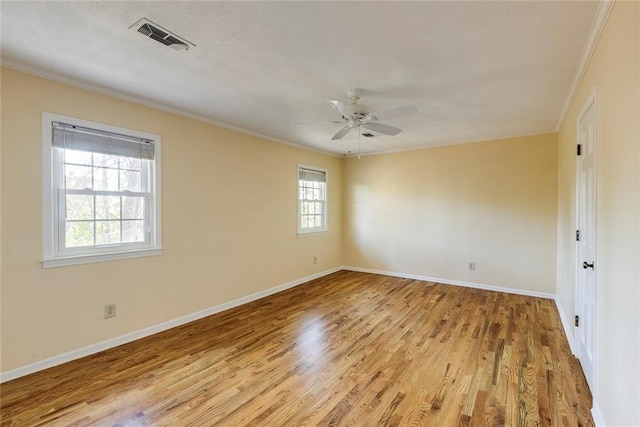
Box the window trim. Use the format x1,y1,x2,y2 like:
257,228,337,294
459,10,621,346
42,112,162,268
297,164,328,236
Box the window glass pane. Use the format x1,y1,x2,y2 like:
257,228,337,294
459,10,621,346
93,153,119,168
120,157,142,171
123,196,144,219
96,221,121,245
94,167,118,191
96,195,120,220
314,215,322,227
65,164,92,190
122,220,145,243
306,188,314,200
65,149,91,165
66,221,94,247
120,169,142,192
66,194,93,220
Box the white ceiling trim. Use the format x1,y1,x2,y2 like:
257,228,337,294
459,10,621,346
342,129,560,159
555,0,615,131
1,60,340,158
6,58,557,160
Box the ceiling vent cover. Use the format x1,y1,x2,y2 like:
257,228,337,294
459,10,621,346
129,18,195,51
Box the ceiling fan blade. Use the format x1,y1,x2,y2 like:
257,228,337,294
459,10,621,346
363,122,402,136
365,105,417,122
327,100,352,118
291,120,344,125
331,126,352,140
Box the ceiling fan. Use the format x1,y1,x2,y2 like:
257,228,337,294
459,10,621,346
292,88,418,141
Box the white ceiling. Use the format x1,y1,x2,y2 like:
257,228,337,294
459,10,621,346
1,1,600,156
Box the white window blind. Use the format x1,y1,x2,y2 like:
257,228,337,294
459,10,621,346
52,122,155,160
299,168,326,184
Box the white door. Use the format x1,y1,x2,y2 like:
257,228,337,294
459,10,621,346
576,91,596,390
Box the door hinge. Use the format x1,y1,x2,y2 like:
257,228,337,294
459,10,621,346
575,315,580,327
577,144,582,156
576,230,580,241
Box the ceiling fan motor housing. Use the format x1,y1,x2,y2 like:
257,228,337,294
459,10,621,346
349,103,368,119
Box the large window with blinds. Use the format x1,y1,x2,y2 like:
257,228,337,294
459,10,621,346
42,113,161,267
298,165,327,234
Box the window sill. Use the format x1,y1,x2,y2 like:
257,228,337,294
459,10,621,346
42,248,162,268
297,230,328,238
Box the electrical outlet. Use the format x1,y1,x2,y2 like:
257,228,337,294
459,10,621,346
469,262,476,271
104,303,116,319
313,256,317,264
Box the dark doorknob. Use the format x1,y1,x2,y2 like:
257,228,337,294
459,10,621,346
583,261,594,270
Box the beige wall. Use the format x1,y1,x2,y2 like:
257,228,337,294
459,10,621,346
0,68,343,372
557,2,640,425
343,134,558,294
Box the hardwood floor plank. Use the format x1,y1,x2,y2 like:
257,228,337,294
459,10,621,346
0,271,593,426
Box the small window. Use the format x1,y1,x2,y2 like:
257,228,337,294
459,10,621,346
42,113,161,267
298,165,327,234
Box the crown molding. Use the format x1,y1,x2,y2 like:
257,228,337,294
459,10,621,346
555,0,615,131
0,61,340,158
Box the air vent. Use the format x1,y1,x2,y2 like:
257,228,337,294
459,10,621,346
129,18,195,51
362,132,376,138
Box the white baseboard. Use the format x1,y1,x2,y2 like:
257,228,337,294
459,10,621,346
0,266,342,383
342,266,556,299
554,296,577,355
591,401,606,427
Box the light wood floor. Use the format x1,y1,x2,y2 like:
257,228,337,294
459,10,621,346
1,271,592,426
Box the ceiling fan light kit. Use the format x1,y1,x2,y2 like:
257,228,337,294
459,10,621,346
293,88,418,142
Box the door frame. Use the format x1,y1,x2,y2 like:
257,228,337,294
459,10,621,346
574,86,598,393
